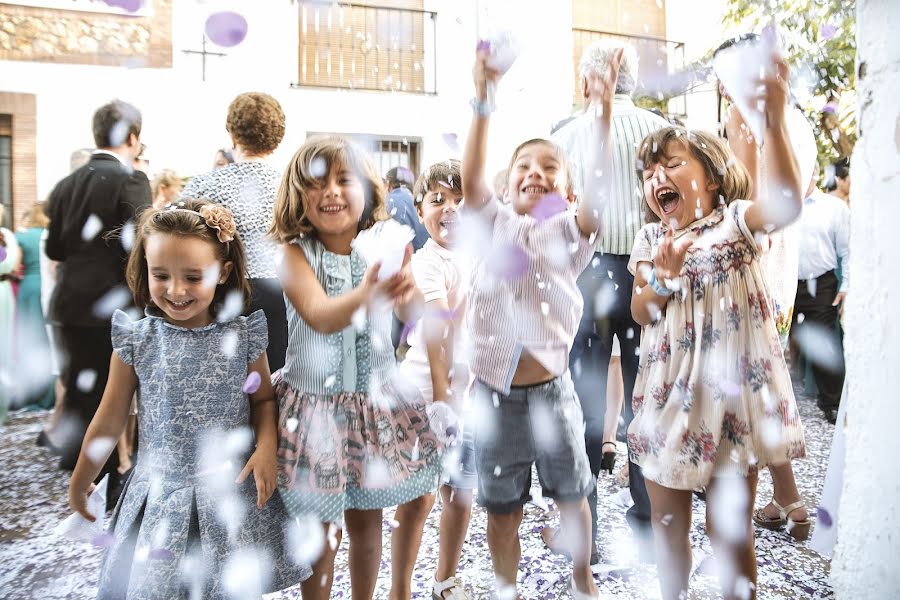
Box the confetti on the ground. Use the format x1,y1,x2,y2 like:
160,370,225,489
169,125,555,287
0,375,835,599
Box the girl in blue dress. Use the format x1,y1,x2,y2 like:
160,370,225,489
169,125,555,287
68,198,309,599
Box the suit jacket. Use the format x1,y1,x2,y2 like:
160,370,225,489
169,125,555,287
45,153,151,327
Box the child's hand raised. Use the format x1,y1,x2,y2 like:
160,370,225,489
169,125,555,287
237,448,276,509
586,48,623,111
760,56,791,129
653,226,693,281
473,43,502,102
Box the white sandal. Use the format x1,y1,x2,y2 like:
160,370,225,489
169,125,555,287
567,575,600,599
433,576,471,600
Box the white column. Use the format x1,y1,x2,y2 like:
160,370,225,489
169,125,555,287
831,0,900,597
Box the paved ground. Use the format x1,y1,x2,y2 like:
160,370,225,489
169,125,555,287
0,379,835,599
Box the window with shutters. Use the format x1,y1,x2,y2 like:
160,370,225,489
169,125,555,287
0,115,12,229
307,132,421,179
296,1,437,94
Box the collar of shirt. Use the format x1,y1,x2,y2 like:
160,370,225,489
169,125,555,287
587,94,636,112
423,238,455,259
92,149,131,168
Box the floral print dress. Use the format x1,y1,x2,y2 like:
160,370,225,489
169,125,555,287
626,202,806,490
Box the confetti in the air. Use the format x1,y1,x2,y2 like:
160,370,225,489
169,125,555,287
242,371,261,394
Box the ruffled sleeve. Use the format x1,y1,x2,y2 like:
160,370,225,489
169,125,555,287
628,223,658,275
246,309,269,364
111,309,135,365
729,200,764,254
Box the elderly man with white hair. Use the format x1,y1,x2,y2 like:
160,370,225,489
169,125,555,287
549,39,668,562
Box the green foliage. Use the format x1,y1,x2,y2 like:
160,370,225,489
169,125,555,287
722,0,856,163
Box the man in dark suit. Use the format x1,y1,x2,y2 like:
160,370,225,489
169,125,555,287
45,100,151,498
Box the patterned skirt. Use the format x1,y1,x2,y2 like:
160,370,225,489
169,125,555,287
274,372,443,522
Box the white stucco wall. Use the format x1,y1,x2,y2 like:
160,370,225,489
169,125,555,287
831,0,900,597
664,0,733,133
0,0,574,199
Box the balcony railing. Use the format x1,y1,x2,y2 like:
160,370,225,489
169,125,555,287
572,28,687,117
294,1,437,94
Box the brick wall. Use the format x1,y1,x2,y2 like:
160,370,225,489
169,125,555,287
0,0,171,68
0,92,37,228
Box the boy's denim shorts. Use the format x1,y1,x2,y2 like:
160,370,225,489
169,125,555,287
441,421,477,491
471,372,593,513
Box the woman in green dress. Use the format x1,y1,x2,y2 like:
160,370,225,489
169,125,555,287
14,203,54,409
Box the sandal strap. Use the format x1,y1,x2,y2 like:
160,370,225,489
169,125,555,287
778,500,807,519
601,442,617,449
434,577,468,599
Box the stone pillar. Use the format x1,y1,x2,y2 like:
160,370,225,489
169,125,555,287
831,0,900,597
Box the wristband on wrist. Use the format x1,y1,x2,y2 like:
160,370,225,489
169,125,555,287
648,269,673,297
470,97,495,117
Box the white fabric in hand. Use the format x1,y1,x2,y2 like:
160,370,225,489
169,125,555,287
352,220,415,280
55,474,108,543
426,401,460,446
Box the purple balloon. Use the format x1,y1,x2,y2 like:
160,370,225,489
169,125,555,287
487,243,529,280
817,506,833,528
205,12,249,48
102,0,143,12
531,192,568,223
242,371,261,394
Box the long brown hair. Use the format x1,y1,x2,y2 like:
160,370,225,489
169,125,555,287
126,198,251,317
270,135,388,243
636,127,752,223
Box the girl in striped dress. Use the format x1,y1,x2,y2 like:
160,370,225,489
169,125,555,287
270,135,443,600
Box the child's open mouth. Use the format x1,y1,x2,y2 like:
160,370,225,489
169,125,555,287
656,189,680,215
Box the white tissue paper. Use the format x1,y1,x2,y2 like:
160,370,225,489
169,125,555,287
55,474,108,543
484,30,520,75
712,32,781,146
352,220,414,281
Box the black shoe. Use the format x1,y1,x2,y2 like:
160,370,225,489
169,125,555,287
36,430,63,455
822,409,837,425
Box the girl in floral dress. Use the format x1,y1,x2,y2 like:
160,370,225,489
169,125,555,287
627,57,805,600
270,136,443,600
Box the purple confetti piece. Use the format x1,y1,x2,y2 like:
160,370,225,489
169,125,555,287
91,532,116,548
476,39,491,52
531,192,568,223
818,23,837,40
149,547,174,560
442,133,459,152
822,101,838,115
205,12,249,48
242,371,261,394
487,243,529,280
816,506,833,528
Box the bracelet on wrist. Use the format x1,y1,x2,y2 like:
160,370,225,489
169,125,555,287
470,97,495,117
648,269,674,297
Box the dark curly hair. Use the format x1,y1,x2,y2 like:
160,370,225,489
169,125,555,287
225,92,286,156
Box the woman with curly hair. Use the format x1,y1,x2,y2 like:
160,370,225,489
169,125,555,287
183,92,289,371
